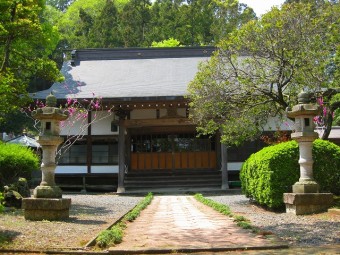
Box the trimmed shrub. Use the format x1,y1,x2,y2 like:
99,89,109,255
313,139,340,195
0,143,40,190
240,139,340,209
0,192,4,212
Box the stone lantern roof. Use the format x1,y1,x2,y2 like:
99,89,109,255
287,91,321,118
31,93,69,121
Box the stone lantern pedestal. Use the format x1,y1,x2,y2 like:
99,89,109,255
283,92,333,215
22,93,71,221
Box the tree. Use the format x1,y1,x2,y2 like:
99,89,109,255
151,38,181,47
210,0,256,43
57,0,105,49
147,0,183,44
58,0,129,49
89,0,122,48
0,0,63,122
120,0,152,47
187,2,340,146
46,0,75,12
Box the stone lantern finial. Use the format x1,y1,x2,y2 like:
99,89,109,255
297,91,311,104
46,92,57,107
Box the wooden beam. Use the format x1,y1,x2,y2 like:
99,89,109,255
124,118,194,128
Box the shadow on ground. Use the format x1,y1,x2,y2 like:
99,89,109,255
0,230,21,247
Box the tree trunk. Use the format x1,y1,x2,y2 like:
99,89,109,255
321,110,333,140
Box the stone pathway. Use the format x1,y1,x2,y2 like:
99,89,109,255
109,195,287,254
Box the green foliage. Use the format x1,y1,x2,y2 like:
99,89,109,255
88,0,122,48
46,0,75,12
96,192,153,248
59,0,255,49
330,93,340,111
0,0,63,120
123,192,153,222
334,108,340,126
194,193,258,232
194,193,232,216
0,192,4,213
312,139,340,195
120,0,152,47
151,38,181,47
58,0,105,48
240,140,340,209
333,196,340,209
0,110,36,135
188,2,340,145
96,226,123,248
0,143,39,189
3,177,31,208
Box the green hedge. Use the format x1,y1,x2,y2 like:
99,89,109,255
0,192,4,212
240,139,340,209
0,143,39,190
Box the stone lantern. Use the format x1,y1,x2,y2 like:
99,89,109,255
22,93,71,220
283,92,333,215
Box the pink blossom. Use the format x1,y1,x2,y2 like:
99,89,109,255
67,98,73,106
323,107,327,117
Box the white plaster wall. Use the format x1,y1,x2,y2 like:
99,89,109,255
263,116,294,131
60,113,88,136
130,109,156,119
227,162,243,171
91,165,118,173
55,165,87,174
55,165,118,174
91,111,117,135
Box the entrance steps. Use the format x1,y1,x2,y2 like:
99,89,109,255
124,169,222,192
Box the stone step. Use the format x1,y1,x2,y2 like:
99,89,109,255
124,170,222,191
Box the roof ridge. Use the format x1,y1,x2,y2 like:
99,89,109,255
71,46,215,66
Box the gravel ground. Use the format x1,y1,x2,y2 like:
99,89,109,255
206,193,340,247
0,192,339,252
0,193,143,250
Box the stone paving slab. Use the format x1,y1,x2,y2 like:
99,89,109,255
109,195,288,254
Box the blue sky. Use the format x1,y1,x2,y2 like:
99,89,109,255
240,0,286,16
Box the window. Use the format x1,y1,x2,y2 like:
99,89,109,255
57,136,118,165
58,141,87,165
92,137,118,164
131,133,215,153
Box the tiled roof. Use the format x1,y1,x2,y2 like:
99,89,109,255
32,47,214,100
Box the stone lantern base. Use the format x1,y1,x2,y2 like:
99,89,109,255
33,185,63,198
22,197,71,221
283,193,333,215
292,181,319,193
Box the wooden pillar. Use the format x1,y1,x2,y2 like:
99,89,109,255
116,109,129,193
221,143,229,190
86,112,92,174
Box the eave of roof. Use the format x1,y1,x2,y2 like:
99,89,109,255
32,47,214,101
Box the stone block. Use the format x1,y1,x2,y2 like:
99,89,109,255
22,198,71,221
283,193,333,215
292,182,319,193
33,186,62,198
